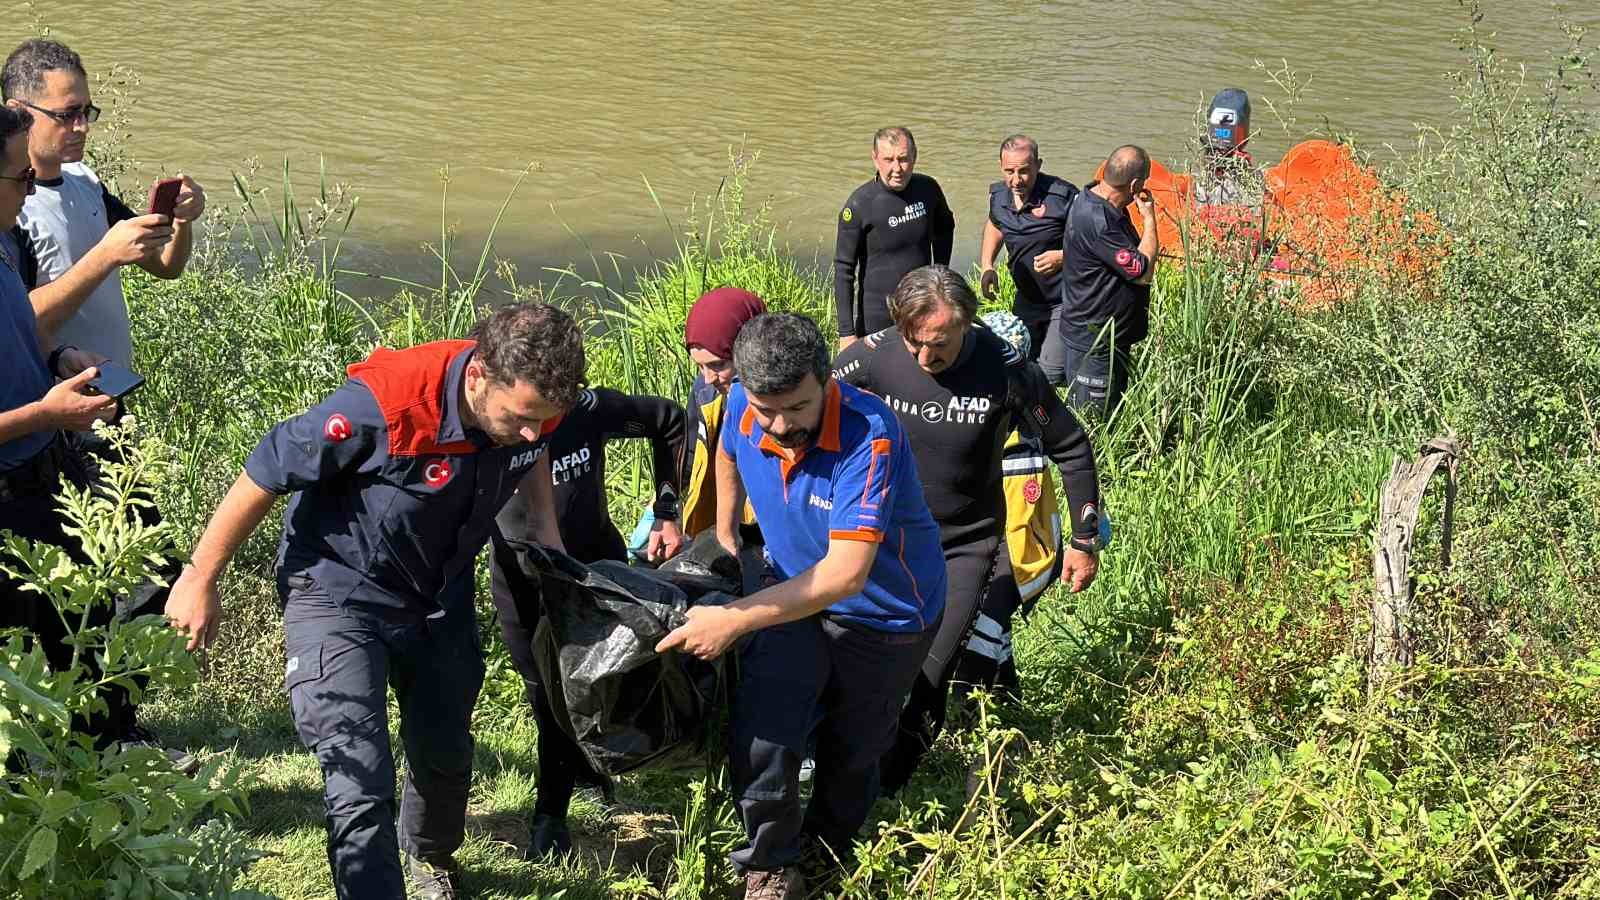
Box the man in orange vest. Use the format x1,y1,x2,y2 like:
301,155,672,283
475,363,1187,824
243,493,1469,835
164,303,586,900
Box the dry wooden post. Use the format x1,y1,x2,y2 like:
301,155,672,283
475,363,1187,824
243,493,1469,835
1370,436,1459,682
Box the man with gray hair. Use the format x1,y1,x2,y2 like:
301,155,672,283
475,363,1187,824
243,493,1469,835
833,126,955,348
834,265,1102,794
657,312,946,899
977,134,1079,384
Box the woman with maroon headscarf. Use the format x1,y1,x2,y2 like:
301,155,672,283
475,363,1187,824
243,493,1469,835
678,287,766,537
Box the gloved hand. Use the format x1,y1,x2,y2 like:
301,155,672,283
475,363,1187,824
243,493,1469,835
979,268,1000,300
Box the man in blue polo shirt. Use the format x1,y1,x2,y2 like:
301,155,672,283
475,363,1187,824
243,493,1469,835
657,313,945,900
164,303,585,900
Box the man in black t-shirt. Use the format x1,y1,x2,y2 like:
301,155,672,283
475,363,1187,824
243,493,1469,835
833,127,955,347
977,134,1078,384
1059,145,1159,414
488,386,686,858
834,265,1103,794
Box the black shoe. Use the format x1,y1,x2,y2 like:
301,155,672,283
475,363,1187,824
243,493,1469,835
406,854,462,899
527,812,573,859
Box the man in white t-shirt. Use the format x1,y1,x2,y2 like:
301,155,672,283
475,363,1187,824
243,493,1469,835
2,38,206,367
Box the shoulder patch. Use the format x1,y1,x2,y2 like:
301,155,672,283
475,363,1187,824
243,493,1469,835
1001,343,1025,367
323,413,353,442
841,206,853,223
1115,248,1146,277
576,389,598,412
865,328,892,349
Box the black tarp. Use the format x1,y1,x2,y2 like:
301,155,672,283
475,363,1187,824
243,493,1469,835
508,536,739,776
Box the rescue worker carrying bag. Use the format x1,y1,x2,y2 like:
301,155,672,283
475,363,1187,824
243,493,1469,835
505,537,739,776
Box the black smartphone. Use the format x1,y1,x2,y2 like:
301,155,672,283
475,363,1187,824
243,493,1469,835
88,361,147,400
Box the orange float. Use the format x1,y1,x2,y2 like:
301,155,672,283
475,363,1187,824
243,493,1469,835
1093,140,1443,306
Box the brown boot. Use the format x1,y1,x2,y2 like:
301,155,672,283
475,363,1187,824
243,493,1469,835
745,866,806,900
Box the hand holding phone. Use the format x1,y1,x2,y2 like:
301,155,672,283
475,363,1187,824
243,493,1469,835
87,361,147,400
147,177,183,219
41,369,118,431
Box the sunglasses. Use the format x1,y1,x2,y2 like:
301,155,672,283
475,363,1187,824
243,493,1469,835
18,99,101,126
0,165,35,194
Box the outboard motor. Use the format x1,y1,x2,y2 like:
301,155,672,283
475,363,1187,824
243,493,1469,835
1206,88,1252,159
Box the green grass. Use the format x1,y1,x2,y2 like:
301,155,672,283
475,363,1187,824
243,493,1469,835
96,21,1600,898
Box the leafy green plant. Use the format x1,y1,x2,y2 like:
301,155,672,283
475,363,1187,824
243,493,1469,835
0,422,256,898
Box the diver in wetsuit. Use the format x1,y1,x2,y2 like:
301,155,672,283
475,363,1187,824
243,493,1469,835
834,126,955,347
489,386,686,857
833,265,1104,794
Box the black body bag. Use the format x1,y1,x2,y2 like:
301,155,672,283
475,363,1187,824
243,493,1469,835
507,535,740,776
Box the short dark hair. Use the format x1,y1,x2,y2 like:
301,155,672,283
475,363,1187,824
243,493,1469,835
999,134,1039,161
2,39,86,101
1104,145,1152,187
873,126,917,157
888,265,978,331
469,302,586,408
0,105,31,144
732,313,829,396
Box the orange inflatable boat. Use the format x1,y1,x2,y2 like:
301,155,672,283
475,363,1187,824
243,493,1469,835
1098,140,1442,306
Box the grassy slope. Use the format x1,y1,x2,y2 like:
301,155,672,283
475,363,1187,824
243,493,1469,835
123,42,1600,898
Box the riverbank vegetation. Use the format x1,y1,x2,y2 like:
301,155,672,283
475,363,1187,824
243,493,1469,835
5,15,1599,899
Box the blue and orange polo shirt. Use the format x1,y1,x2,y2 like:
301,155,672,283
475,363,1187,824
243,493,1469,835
720,378,946,633
244,339,561,616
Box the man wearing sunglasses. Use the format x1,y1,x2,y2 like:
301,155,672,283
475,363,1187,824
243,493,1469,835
2,38,204,370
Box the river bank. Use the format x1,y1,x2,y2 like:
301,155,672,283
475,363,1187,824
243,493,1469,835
5,15,1596,898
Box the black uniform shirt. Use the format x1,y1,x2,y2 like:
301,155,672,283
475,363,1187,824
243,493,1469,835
987,173,1078,324
833,173,956,338
1061,182,1152,349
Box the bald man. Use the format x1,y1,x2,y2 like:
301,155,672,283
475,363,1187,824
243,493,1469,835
1057,145,1158,414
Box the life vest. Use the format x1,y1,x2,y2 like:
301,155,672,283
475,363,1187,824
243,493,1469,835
1002,429,1063,605
678,379,755,537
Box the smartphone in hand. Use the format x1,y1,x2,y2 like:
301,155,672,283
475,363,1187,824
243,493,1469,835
146,177,183,218
87,361,147,400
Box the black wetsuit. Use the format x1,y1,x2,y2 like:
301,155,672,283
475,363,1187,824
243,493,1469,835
833,173,955,339
833,325,1100,791
488,387,686,819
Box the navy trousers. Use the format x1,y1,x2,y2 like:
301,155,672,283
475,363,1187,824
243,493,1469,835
1059,337,1135,415
280,575,484,899
729,614,936,874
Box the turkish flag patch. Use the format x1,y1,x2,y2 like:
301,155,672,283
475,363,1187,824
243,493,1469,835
323,414,352,442
1022,478,1042,504
1115,249,1143,276
423,458,454,488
